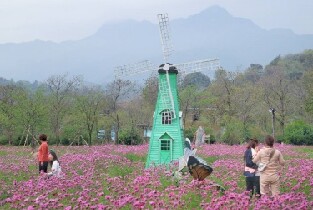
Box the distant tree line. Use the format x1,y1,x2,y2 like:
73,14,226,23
1,50,313,146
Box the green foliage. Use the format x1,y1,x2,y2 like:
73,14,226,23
61,138,70,145
181,192,202,209
181,72,211,89
107,165,134,178
295,147,313,158
184,127,197,141
244,64,263,83
207,134,216,144
284,121,313,145
0,190,11,202
124,153,146,162
159,175,174,189
248,126,265,142
1,50,313,146
0,136,8,145
269,55,281,65
142,75,158,108
221,118,245,145
118,128,142,145
304,71,313,115
203,156,218,165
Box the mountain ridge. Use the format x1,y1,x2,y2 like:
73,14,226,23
0,5,312,84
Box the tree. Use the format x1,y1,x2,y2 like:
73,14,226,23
304,70,313,116
180,72,211,89
119,97,144,145
46,74,81,145
244,64,263,84
261,66,294,136
105,79,138,144
142,75,158,108
179,85,201,127
15,87,49,147
0,85,20,144
210,68,238,117
284,120,313,145
232,77,260,140
74,85,106,145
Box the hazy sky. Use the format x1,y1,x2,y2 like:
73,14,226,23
0,0,312,44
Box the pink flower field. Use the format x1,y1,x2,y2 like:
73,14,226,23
0,144,312,209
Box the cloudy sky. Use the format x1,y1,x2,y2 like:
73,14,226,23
0,0,312,44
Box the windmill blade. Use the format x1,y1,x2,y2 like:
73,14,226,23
158,64,177,119
114,60,156,79
157,14,174,63
175,58,220,77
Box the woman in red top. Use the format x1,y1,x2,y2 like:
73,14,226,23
38,134,49,173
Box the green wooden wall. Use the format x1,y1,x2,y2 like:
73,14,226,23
146,68,184,168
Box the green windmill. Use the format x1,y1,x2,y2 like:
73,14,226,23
145,63,184,167
114,14,220,168
145,14,220,167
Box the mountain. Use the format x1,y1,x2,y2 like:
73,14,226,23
0,5,313,84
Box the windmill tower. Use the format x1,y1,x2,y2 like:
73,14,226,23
114,14,220,168
145,14,183,167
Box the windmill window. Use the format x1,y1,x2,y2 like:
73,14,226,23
160,140,170,150
162,111,172,124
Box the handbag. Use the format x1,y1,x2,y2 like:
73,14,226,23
258,149,275,172
258,163,266,172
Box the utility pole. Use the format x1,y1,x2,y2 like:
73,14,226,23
269,108,276,138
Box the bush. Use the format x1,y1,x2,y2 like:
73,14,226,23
61,138,70,145
0,136,7,145
221,119,244,145
284,121,313,145
119,129,142,145
208,134,216,144
184,127,197,141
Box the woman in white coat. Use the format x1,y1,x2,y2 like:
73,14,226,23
48,150,62,177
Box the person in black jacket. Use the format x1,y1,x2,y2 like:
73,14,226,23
244,139,260,198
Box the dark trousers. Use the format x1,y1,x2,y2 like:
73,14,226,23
246,176,260,197
39,161,49,173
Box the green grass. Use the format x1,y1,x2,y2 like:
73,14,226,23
0,191,11,201
295,147,313,158
0,150,8,156
101,180,111,196
303,181,312,197
106,165,134,178
159,175,174,190
0,171,30,184
203,156,219,165
210,175,227,190
120,204,132,210
159,175,172,188
124,153,146,162
0,203,11,209
237,175,246,189
28,165,37,171
181,192,202,209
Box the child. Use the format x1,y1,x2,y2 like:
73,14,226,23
47,150,62,177
38,134,49,173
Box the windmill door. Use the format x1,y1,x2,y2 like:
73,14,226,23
159,135,172,164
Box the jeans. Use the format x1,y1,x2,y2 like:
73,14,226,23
39,161,49,173
246,176,260,197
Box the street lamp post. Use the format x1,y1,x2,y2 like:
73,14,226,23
269,108,276,138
